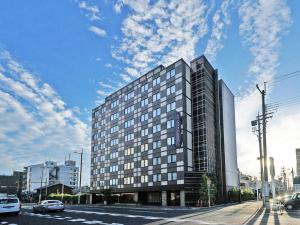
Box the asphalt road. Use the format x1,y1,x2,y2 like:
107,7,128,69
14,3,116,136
0,201,299,225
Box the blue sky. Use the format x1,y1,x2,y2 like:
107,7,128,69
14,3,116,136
0,0,300,185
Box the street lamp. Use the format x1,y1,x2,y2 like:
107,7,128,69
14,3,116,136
74,149,83,204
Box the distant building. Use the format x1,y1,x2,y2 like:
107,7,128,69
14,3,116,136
36,183,74,197
23,160,78,193
240,173,258,190
296,148,300,176
0,171,23,197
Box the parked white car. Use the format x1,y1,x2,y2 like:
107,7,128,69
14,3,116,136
33,200,64,213
0,196,21,215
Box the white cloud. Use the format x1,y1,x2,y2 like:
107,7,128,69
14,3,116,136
0,50,90,185
120,74,131,82
114,0,124,14
78,1,101,21
204,0,233,62
236,0,292,176
96,89,109,97
88,25,106,37
98,81,114,89
104,63,113,68
112,0,208,79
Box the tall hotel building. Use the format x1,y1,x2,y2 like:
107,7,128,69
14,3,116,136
91,55,238,206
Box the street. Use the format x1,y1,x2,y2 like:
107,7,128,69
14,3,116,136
0,201,300,225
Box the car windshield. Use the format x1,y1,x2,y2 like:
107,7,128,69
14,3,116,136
7,198,18,203
0,199,8,204
291,194,297,199
48,200,60,204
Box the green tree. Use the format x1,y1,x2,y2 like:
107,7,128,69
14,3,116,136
101,188,112,204
198,174,217,205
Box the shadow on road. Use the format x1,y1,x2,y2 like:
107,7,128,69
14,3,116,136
244,208,264,225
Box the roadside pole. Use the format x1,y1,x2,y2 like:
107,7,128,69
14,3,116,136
39,166,44,203
74,148,83,205
269,157,276,210
207,178,211,208
61,183,64,202
256,84,270,209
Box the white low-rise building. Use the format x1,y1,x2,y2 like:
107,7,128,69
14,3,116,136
23,160,78,193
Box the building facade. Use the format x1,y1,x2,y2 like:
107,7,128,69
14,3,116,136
91,55,238,206
0,171,23,197
296,148,300,176
23,160,78,194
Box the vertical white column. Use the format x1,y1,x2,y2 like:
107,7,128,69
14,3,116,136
180,190,185,207
133,192,139,203
162,191,167,206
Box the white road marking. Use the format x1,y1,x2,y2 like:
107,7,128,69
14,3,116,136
65,209,221,224
1,222,8,224
129,210,165,214
68,218,87,222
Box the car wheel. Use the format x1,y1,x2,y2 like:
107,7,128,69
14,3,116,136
286,204,293,210
42,208,47,213
60,209,64,212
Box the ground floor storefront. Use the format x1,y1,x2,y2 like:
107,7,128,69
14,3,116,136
90,189,201,207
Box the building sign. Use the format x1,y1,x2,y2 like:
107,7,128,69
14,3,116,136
175,111,182,148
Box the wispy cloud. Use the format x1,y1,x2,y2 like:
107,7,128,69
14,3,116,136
112,0,208,82
236,0,292,175
104,63,112,68
78,1,101,21
204,0,234,62
114,0,124,14
88,25,106,37
0,49,90,185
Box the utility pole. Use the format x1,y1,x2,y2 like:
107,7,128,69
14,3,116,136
256,83,270,209
39,166,44,203
74,149,83,204
251,113,265,200
291,168,295,191
45,178,48,200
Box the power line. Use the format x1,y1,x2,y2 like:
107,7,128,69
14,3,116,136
266,70,300,85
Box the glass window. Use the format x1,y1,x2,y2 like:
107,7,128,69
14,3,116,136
110,125,119,133
153,108,161,117
141,83,148,93
153,141,161,149
141,113,148,122
125,105,134,114
111,100,119,108
167,154,177,163
167,172,177,181
167,85,176,95
141,143,148,152
166,69,176,79
166,102,176,112
167,137,175,146
141,98,148,107
141,128,148,137
125,91,134,101
153,77,160,86
167,120,175,129
111,113,119,121
111,138,119,146
153,157,161,165
141,159,148,167
125,119,134,128
141,175,148,183
152,93,161,102
153,124,161,133
153,174,161,182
